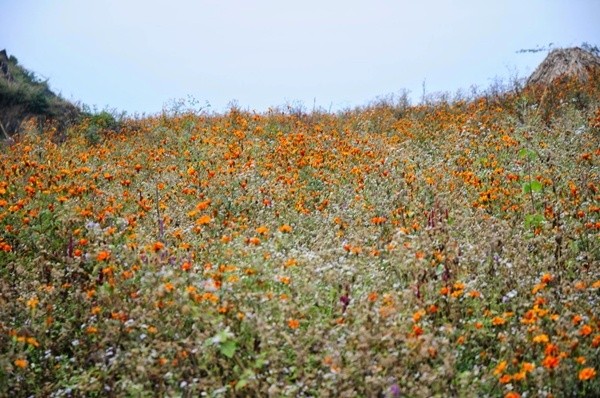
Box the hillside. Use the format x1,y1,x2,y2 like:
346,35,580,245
0,58,599,396
0,49,80,138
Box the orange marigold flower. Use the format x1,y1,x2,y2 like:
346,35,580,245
579,367,596,381
288,318,300,329
247,237,261,245
152,241,164,252
531,283,546,294
164,282,175,292
96,251,110,261
86,326,98,334
494,360,507,376
371,216,386,225
412,309,425,323
14,358,28,369
181,261,192,271
512,371,526,381
195,215,212,225
367,292,378,302
492,316,506,326
279,224,293,233
412,325,424,336
544,343,559,356
499,374,512,384
592,335,600,348
572,314,583,325
521,362,535,373
580,324,593,336
533,334,549,344
540,273,553,284
255,225,269,235
505,392,520,398
284,258,298,267
542,355,560,370
26,296,39,309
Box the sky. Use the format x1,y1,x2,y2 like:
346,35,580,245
1,0,599,115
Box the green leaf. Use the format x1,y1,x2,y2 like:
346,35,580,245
518,148,528,159
530,180,542,192
524,213,544,229
522,183,531,194
220,340,237,358
518,148,538,160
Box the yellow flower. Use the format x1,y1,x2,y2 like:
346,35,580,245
533,334,549,344
494,360,507,376
26,296,39,309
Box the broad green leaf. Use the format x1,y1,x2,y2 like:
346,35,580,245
522,183,531,194
220,340,237,358
530,181,542,192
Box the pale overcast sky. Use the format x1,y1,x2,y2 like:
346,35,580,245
1,1,599,114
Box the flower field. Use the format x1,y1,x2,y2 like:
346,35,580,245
1,76,599,396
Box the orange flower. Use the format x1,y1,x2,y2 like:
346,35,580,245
255,225,269,235
494,360,507,376
412,309,426,323
533,334,549,344
544,343,559,356
499,374,512,384
579,367,596,381
492,317,506,326
195,215,212,225
542,355,560,370
370,216,386,225
279,224,293,233
521,362,535,373
367,292,378,303
412,325,424,336
97,251,110,261
152,241,164,252
26,296,39,309
580,324,592,336
284,258,298,267
14,358,28,369
247,237,261,245
540,273,553,284
504,392,520,398
86,326,98,334
181,261,192,271
288,318,300,329
164,282,175,292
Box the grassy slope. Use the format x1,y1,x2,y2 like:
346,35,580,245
1,75,599,397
